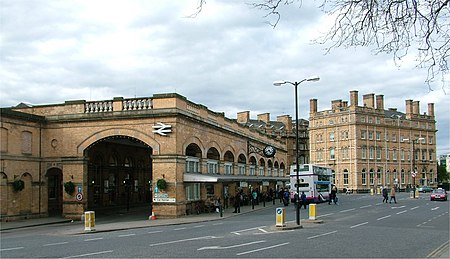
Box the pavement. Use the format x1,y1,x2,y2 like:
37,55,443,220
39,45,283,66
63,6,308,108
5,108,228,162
1,201,448,258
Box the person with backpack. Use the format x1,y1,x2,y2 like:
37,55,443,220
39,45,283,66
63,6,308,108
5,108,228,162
382,186,389,203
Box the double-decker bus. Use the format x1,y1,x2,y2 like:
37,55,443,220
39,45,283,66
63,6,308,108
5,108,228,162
289,164,334,203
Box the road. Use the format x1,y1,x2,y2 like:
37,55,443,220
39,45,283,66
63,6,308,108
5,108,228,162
1,193,448,258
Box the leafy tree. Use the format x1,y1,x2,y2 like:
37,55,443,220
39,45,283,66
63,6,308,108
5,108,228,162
193,0,449,90
437,162,449,183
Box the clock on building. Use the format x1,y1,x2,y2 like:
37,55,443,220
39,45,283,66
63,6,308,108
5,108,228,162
263,145,276,158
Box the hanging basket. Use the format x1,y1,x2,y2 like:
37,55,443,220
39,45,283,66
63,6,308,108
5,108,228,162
156,179,167,190
13,179,25,192
64,181,75,195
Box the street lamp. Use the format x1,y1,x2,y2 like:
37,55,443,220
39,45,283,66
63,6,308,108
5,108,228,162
273,76,320,226
404,137,425,198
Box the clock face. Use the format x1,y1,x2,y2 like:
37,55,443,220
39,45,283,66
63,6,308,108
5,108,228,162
263,145,276,157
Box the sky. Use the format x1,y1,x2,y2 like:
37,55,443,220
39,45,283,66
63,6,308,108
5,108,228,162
1,0,449,155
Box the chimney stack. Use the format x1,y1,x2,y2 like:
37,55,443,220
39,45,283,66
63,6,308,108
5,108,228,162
376,95,384,110
363,93,375,108
237,111,250,123
412,101,420,115
277,115,292,131
257,113,270,123
350,90,358,107
428,103,435,117
310,99,318,114
405,100,413,117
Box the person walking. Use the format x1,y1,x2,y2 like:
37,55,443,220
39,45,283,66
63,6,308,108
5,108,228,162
389,186,397,204
300,191,307,209
283,189,290,206
232,192,241,213
329,185,338,205
382,186,389,203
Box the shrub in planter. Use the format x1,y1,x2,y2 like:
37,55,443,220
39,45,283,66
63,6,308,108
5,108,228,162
156,179,167,190
13,179,25,192
64,181,75,195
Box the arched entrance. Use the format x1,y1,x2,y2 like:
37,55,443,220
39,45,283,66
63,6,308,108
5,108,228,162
84,135,153,211
47,168,63,216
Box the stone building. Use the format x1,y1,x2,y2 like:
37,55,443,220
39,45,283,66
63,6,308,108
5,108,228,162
309,90,437,192
0,93,288,221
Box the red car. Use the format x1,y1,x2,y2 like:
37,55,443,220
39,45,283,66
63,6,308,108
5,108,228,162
430,188,448,201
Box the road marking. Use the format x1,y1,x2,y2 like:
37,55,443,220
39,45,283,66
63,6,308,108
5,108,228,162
43,241,69,246
391,206,405,209
307,230,338,239
0,247,24,251
350,222,369,229
62,250,113,258
236,242,289,256
258,228,268,233
316,213,334,218
231,226,266,235
84,237,103,241
148,230,163,234
149,236,217,247
198,240,266,250
193,225,205,228
359,205,372,208
431,207,439,211
174,227,186,231
377,215,392,221
396,210,407,215
410,206,419,210
119,233,136,237
339,208,355,213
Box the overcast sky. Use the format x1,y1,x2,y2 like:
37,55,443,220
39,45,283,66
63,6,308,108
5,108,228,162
1,0,449,155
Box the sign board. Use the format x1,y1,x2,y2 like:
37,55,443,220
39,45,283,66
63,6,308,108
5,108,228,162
153,193,176,203
240,182,248,187
262,181,269,186
276,207,286,227
76,192,83,201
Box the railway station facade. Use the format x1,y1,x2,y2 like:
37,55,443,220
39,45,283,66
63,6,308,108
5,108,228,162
0,93,289,221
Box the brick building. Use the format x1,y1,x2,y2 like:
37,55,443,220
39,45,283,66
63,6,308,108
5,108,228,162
309,90,437,192
0,93,289,221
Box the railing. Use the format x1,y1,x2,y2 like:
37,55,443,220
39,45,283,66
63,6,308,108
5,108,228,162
123,98,152,111
85,101,113,113
85,98,153,113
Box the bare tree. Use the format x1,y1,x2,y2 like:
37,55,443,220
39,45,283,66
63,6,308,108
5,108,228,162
194,0,450,90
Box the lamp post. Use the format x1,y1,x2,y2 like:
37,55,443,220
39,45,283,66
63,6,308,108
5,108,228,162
405,137,425,198
274,76,320,225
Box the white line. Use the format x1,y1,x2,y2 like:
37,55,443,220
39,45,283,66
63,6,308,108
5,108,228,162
43,242,69,246
236,242,289,256
118,233,136,237
174,227,186,231
231,226,266,235
0,247,24,251
396,210,407,215
339,208,355,213
316,213,334,218
193,225,205,228
350,222,369,229
410,206,419,210
62,250,113,258
148,230,163,234
258,228,268,233
198,240,266,251
307,230,338,239
149,236,216,247
359,205,372,208
431,207,439,211
84,237,103,241
377,215,392,221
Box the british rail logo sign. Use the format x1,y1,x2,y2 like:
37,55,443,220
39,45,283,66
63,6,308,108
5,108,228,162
152,122,172,136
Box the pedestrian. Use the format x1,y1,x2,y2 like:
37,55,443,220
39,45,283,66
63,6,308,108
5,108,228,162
214,197,221,213
233,192,241,213
389,186,397,204
279,189,284,204
252,189,258,208
283,189,290,206
329,185,338,205
300,191,307,209
382,186,389,203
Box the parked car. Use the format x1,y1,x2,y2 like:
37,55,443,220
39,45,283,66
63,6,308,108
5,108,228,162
430,188,448,201
418,186,433,193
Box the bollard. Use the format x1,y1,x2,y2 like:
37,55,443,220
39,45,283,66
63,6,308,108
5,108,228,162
309,204,316,220
275,207,286,227
220,205,223,217
370,188,374,195
84,211,95,232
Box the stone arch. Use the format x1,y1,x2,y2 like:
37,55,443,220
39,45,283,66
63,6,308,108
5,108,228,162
206,147,220,160
222,145,237,159
237,153,247,164
185,143,203,158
224,150,234,162
249,156,257,165
205,141,222,159
20,172,33,214
77,128,160,156
183,136,205,156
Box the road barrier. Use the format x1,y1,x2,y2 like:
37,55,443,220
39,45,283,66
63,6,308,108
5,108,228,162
84,211,95,232
309,204,316,220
